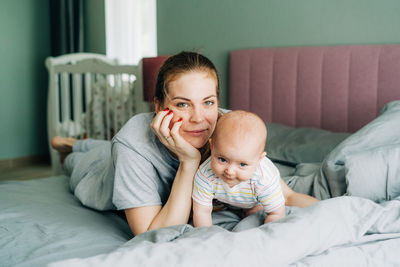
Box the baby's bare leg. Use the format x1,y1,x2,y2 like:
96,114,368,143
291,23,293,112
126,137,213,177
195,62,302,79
51,136,77,163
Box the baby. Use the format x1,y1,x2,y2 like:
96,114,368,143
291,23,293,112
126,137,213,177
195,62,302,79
192,110,286,227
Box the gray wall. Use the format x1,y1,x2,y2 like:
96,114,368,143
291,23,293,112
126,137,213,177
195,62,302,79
157,0,400,108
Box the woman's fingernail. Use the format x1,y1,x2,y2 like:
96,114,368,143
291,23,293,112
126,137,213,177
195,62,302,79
178,118,183,122
163,108,169,111
167,110,173,115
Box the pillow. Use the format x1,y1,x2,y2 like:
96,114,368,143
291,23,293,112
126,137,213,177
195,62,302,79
282,163,322,197
344,144,400,202
273,162,296,177
323,100,400,197
265,123,350,165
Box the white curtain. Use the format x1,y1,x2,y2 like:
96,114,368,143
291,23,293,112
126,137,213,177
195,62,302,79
105,0,157,64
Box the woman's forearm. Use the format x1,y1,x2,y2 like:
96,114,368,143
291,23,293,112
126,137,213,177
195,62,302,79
148,159,199,231
286,191,319,208
280,178,319,208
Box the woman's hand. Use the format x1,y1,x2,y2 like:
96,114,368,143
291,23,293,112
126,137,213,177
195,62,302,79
151,109,201,163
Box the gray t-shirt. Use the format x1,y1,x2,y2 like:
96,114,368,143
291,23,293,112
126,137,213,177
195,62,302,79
111,112,179,210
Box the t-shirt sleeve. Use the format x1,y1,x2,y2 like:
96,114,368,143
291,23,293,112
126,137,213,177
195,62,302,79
255,159,285,213
112,141,161,210
192,166,214,207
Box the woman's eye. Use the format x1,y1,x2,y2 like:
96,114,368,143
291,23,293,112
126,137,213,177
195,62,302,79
240,163,247,167
176,102,188,108
204,100,215,106
218,157,226,163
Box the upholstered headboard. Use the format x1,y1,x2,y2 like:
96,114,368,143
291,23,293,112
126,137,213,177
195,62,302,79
229,45,400,132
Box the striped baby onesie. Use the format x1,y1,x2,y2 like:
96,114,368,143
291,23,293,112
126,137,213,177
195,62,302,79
192,157,285,213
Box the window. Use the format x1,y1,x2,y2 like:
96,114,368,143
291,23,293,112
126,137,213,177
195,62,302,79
105,0,157,65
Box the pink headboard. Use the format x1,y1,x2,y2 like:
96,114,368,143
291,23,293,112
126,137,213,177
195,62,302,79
142,56,170,102
230,45,400,132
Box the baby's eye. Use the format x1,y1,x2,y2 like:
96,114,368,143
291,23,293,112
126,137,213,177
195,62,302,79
176,102,189,108
204,100,215,106
240,163,247,167
218,157,226,163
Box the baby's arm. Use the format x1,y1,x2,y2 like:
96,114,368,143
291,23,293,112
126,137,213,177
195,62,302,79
193,201,213,227
264,204,285,224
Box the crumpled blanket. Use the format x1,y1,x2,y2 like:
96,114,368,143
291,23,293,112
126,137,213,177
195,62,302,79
50,196,400,267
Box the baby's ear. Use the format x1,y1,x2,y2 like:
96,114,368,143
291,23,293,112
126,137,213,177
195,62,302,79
260,151,267,160
209,138,213,150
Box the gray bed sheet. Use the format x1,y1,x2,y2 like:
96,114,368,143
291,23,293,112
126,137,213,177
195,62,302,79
0,176,132,267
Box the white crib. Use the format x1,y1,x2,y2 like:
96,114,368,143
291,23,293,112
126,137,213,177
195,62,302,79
46,53,151,174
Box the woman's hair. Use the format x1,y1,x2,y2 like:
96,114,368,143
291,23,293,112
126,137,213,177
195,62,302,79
154,51,220,104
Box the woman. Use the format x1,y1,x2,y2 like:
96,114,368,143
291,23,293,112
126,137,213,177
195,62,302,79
52,51,318,236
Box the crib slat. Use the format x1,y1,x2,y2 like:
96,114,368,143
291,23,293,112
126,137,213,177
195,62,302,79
123,76,129,121
95,73,105,139
104,74,111,140
114,74,122,134
72,73,83,138
84,73,92,138
109,74,117,138
54,73,60,126
60,72,71,134
127,75,135,119
124,75,132,126
111,74,117,136
132,75,138,117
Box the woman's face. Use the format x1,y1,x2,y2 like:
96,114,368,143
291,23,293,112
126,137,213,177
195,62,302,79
156,71,219,148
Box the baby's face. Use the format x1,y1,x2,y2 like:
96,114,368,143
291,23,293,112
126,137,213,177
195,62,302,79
210,134,264,188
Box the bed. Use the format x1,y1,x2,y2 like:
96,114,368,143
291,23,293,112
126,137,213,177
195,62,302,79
1,45,400,267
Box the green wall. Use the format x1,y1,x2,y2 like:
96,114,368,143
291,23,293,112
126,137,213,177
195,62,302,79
157,0,400,108
85,0,106,54
2,0,400,160
0,0,106,160
0,0,51,160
